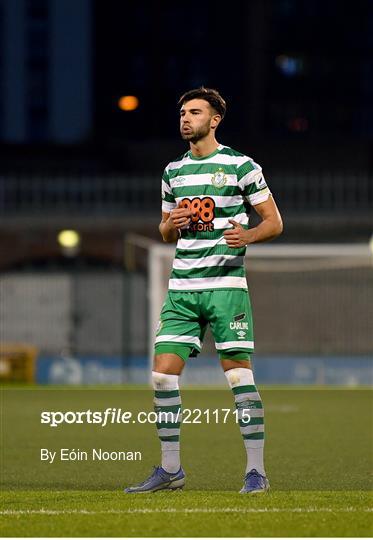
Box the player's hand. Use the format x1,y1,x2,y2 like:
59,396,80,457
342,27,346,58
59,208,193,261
169,205,192,230
224,219,250,247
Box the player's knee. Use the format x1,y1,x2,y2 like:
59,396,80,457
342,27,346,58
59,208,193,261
220,351,251,373
152,370,171,389
154,344,191,372
222,359,252,373
153,352,185,375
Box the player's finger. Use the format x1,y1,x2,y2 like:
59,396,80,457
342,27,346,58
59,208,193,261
224,235,235,243
177,203,192,215
178,209,192,218
176,218,190,227
223,230,238,238
173,211,189,222
228,219,241,228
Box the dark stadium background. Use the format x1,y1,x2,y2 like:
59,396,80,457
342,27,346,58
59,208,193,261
0,0,372,385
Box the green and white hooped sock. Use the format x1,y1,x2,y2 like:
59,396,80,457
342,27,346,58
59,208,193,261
152,371,182,474
225,367,265,476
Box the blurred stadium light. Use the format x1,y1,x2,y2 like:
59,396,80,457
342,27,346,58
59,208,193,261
275,55,305,77
118,96,140,112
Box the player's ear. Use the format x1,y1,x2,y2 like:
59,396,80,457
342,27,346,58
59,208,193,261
211,114,221,130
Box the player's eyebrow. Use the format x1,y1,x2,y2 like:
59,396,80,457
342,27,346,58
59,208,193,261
180,108,203,115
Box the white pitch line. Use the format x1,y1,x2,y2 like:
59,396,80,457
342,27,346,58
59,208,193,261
0,508,372,516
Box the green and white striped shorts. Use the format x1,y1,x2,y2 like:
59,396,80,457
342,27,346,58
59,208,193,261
154,289,254,356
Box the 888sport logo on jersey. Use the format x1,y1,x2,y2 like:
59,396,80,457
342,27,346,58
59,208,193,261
180,197,215,232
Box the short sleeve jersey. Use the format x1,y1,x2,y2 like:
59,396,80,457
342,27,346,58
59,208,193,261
161,144,271,291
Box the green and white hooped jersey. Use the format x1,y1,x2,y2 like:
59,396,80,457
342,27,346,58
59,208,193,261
161,144,271,291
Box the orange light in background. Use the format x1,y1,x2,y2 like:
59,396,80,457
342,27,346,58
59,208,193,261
118,95,139,111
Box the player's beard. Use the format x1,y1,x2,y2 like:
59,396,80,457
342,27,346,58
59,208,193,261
181,119,211,143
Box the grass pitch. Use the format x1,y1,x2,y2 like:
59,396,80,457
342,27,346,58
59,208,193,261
1,385,372,537
1,490,371,537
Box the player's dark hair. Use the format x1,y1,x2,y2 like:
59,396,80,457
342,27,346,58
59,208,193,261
178,87,226,119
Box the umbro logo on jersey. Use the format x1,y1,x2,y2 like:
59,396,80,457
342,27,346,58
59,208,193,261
172,177,186,187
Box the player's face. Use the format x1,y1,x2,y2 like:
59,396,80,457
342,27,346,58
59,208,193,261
179,99,216,142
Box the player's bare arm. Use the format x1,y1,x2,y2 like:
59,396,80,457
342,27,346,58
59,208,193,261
159,207,192,243
224,196,283,248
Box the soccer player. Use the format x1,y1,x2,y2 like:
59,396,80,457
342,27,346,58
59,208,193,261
125,87,283,494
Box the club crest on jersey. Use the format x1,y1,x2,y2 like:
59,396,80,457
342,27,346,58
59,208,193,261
211,168,227,189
